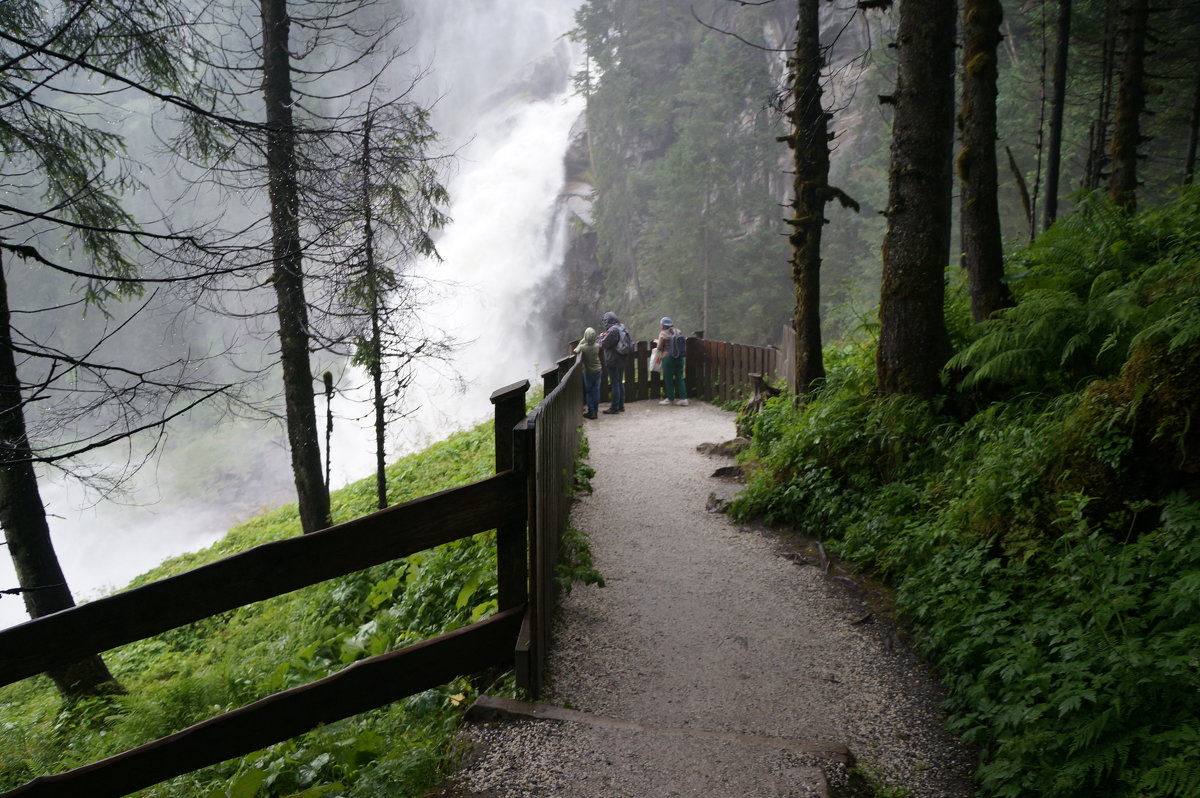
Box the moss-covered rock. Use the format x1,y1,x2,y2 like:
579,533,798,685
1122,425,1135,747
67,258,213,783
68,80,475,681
1051,341,1200,518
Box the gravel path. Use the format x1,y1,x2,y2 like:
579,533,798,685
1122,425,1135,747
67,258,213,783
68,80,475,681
449,400,976,797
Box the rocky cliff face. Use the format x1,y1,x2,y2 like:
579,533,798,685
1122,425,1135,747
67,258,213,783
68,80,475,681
542,112,604,348
542,2,895,350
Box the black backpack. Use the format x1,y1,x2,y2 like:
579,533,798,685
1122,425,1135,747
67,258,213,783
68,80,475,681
615,324,635,356
668,331,687,358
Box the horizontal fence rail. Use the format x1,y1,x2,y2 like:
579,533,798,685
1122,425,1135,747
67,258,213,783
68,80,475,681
0,471,525,689
5,608,524,798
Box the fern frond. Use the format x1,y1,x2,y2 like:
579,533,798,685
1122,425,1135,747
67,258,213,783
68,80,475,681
1133,722,1200,797
1060,332,1094,365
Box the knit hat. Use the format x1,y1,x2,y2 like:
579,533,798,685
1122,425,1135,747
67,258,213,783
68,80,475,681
660,317,673,327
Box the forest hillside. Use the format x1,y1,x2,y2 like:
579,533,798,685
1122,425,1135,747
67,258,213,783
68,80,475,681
2,0,1199,796
568,0,1198,346
733,189,1200,797
571,0,1200,795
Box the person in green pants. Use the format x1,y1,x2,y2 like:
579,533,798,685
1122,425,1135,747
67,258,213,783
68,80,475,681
655,317,689,406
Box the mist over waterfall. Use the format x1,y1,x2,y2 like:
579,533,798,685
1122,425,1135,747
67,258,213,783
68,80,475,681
326,0,585,480
0,0,584,629
327,0,586,480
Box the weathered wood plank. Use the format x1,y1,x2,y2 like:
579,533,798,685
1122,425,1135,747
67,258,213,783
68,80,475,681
722,340,732,403
703,338,714,401
465,695,854,766
729,343,739,396
521,357,580,699
0,472,525,688
634,340,649,401
492,383,530,613
2,608,525,798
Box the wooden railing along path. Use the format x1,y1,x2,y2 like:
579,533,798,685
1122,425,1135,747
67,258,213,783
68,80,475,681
600,328,793,404
0,333,787,797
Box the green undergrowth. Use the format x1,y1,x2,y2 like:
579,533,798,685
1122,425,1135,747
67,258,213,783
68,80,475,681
0,394,595,798
732,190,1200,798
557,436,604,595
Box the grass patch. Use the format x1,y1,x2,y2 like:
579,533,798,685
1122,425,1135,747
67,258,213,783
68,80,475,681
0,421,506,797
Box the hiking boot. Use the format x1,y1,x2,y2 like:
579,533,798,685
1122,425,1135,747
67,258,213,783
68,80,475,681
676,398,689,406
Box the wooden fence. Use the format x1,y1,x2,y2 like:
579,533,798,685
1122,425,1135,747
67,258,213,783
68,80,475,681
600,328,793,404
522,355,584,696
0,371,582,798
0,331,783,797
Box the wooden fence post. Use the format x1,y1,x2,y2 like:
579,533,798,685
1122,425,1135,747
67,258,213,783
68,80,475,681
686,331,702,401
633,340,648,402
541,366,559,397
511,420,536,694
490,380,529,613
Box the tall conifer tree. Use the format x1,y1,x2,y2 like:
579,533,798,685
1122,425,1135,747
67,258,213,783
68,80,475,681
877,0,956,396
958,0,1011,322
786,0,829,392
1108,0,1150,211
0,0,235,697
259,0,331,534
1043,0,1072,228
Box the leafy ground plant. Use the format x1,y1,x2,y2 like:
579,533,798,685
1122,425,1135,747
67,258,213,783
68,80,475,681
733,191,1200,797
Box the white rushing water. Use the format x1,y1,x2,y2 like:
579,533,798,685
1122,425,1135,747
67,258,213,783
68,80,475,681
326,0,585,478
0,0,584,629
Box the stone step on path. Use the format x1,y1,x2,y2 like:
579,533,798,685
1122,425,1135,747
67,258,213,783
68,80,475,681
442,400,975,797
459,697,839,797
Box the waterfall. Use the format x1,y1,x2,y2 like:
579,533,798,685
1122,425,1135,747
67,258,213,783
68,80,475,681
0,0,584,629
325,0,585,479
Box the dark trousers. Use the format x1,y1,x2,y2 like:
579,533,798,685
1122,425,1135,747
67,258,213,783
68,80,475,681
606,366,625,410
662,356,686,400
583,369,601,416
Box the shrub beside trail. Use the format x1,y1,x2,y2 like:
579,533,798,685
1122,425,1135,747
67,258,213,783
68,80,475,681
733,190,1200,798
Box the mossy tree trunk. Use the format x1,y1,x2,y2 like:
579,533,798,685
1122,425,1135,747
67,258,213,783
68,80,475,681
786,0,829,393
876,0,956,397
958,0,1011,323
1107,0,1150,212
260,0,332,534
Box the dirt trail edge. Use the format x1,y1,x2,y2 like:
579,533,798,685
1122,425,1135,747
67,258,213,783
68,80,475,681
446,400,975,797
